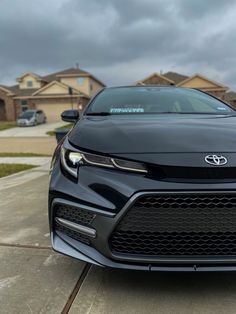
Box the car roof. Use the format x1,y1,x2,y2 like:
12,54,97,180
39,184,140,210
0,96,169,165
104,85,177,89
100,85,209,97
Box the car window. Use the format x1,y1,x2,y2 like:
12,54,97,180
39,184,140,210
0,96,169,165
186,97,216,113
86,87,234,115
19,111,35,119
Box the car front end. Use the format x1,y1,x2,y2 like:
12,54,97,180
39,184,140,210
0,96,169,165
16,118,34,126
49,86,236,271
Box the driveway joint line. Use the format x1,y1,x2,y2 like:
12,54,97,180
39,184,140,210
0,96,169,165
0,242,51,250
61,263,91,314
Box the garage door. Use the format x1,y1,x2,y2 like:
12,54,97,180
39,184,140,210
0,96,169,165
36,102,72,123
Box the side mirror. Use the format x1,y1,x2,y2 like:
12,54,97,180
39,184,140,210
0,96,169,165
61,110,79,123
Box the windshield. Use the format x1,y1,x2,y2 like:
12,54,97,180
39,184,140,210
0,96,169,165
19,111,35,119
86,87,234,115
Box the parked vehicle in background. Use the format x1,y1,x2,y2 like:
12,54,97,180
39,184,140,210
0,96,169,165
17,110,47,126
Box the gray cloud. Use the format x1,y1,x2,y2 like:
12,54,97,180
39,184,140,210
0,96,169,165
0,0,236,90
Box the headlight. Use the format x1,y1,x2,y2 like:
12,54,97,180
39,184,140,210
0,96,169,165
68,151,83,165
61,147,83,177
60,147,147,178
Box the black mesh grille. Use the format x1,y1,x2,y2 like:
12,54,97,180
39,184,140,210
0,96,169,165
56,223,91,245
110,193,236,256
54,204,95,244
55,204,95,226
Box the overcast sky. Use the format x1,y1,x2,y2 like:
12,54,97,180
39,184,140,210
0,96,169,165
1,0,236,89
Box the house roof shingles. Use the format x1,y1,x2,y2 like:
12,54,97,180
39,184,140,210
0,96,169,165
7,85,38,97
0,84,11,89
163,71,189,84
42,67,105,87
225,91,236,102
42,67,89,83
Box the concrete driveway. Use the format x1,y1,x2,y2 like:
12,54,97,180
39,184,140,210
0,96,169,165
2,171,236,313
0,171,86,313
0,122,65,137
70,267,236,314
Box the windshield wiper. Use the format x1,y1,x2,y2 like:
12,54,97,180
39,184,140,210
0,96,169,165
86,111,234,116
86,112,111,116
156,112,232,115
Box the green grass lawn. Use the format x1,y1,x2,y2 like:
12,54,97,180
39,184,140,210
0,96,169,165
0,164,37,178
46,123,74,136
0,152,51,157
0,122,16,131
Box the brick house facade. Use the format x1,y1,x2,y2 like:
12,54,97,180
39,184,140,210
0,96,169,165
0,87,15,121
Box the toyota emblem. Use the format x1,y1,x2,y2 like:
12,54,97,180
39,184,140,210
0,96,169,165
205,155,227,166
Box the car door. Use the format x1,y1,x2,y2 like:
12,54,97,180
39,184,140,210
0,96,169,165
35,111,40,124
37,111,43,123
39,111,43,123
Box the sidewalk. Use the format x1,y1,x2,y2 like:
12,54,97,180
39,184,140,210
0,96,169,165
0,157,51,191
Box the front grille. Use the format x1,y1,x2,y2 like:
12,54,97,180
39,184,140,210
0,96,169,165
55,204,95,226
54,204,95,244
110,193,236,256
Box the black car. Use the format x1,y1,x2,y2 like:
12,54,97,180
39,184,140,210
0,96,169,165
49,86,236,271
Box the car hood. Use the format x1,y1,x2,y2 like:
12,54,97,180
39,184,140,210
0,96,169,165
69,114,236,154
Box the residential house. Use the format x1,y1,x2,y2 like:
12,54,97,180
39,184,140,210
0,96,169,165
0,68,105,122
136,72,229,101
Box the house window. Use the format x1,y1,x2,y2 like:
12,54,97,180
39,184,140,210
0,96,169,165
27,80,33,88
21,100,28,112
90,82,93,91
77,77,85,85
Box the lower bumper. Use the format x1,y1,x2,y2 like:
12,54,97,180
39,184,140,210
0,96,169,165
52,233,236,272
50,195,236,272
17,122,34,127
